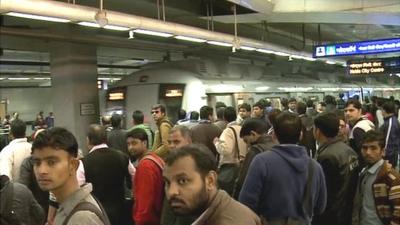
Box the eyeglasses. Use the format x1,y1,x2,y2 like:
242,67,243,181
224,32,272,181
151,110,160,114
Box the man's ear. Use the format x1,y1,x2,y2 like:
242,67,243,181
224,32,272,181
205,171,217,191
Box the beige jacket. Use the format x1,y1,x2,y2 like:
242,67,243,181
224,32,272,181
215,124,247,167
152,117,172,160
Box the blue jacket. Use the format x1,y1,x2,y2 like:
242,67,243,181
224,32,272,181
239,144,327,223
381,115,400,156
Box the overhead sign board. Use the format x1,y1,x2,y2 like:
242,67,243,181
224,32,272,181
314,38,400,58
347,57,400,75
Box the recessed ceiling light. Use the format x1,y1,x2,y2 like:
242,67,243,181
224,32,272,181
207,41,233,47
133,29,173,37
174,35,206,43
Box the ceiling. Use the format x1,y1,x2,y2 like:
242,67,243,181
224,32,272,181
0,0,399,87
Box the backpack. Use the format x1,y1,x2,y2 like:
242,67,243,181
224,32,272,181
62,197,111,225
0,176,21,225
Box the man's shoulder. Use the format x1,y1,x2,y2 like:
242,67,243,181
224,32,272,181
214,193,260,225
66,209,105,225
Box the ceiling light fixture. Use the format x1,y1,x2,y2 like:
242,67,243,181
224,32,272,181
78,22,129,31
33,77,51,80
240,46,256,51
256,49,275,54
326,60,336,65
302,57,317,61
274,51,290,57
8,77,31,80
133,29,173,37
6,12,70,23
174,35,206,43
255,86,270,91
207,41,233,47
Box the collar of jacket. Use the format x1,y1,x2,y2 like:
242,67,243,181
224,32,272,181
374,161,393,184
317,137,342,155
156,117,170,126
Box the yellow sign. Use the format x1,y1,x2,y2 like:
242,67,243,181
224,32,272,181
348,61,385,75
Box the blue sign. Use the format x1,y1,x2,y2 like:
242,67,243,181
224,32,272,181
313,38,400,58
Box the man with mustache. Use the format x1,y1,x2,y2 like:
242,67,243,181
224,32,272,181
31,127,109,225
352,130,400,225
163,144,261,225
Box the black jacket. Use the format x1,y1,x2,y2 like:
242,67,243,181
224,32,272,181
82,148,130,225
313,138,359,225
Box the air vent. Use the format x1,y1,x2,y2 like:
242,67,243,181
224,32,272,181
197,60,207,75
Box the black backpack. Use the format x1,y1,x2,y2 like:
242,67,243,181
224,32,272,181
0,175,21,225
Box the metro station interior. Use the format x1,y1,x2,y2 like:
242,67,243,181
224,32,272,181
0,0,399,147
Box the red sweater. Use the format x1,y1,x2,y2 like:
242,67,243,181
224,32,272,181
133,153,165,225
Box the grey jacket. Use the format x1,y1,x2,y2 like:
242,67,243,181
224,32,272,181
0,175,45,225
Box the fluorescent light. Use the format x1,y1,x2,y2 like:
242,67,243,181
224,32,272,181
278,87,313,92
255,86,270,91
240,46,256,51
256,49,274,54
290,55,304,59
174,35,206,43
104,25,130,31
6,12,70,23
78,21,100,28
207,41,233,47
302,57,317,61
78,22,129,31
326,60,336,65
33,77,51,80
98,77,122,81
133,29,173,37
274,51,290,57
8,77,31,80
0,78,5,80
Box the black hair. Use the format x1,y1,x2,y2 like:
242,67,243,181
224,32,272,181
126,128,148,143
288,97,297,103
253,101,264,110
324,95,336,105
132,110,144,124
32,127,78,157
165,144,217,178
190,111,199,120
267,108,282,126
297,102,307,115
87,124,107,145
240,118,268,137
200,106,213,120
382,101,396,114
216,107,225,120
314,113,339,138
10,119,26,138
306,99,314,108
345,99,362,110
223,106,236,123
111,114,122,128
215,102,227,109
362,130,385,149
152,104,166,113
238,103,251,112
273,112,302,144
178,109,187,120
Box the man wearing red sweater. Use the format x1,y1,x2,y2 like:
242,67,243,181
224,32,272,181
127,128,165,225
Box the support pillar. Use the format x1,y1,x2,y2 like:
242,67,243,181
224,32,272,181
50,41,99,155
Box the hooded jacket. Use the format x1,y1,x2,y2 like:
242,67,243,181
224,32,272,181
239,144,327,224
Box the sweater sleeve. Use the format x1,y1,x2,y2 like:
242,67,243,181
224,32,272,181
133,160,161,225
238,154,266,214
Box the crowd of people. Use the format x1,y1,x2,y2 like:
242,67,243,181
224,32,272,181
0,94,400,225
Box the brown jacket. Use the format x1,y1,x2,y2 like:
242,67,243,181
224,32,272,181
152,117,173,160
191,121,222,157
193,190,261,225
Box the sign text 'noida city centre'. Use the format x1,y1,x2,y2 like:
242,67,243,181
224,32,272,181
313,38,400,58
347,57,400,75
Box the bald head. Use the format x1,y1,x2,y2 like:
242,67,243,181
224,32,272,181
87,124,107,146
